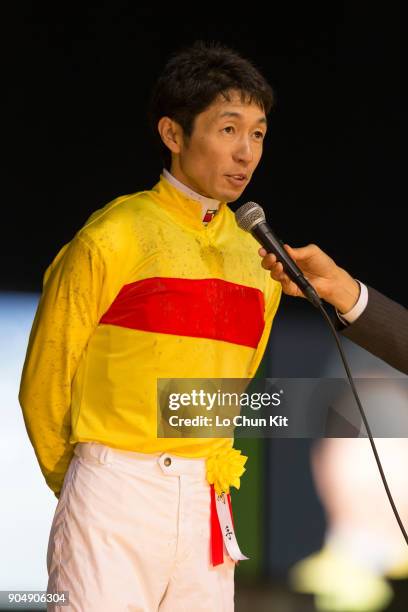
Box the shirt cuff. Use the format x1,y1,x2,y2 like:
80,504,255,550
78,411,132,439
336,281,368,325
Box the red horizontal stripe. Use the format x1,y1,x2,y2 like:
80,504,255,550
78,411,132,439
99,277,265,348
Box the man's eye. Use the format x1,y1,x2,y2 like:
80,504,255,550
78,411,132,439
223,126,235,134
254,131,265,140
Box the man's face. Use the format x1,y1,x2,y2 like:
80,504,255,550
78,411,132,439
170,90,267,203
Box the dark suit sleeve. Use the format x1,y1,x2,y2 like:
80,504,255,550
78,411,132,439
337,286,408,374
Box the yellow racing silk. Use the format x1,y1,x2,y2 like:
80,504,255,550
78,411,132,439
19,174,282,496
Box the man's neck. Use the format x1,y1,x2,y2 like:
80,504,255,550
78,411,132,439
162,169,221,225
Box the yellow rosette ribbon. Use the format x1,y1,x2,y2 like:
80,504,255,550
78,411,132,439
206,448,248,495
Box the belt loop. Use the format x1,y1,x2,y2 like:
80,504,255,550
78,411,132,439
98,446,112,466
84,443,112,466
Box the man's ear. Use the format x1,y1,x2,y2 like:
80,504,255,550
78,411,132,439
157,117,183,154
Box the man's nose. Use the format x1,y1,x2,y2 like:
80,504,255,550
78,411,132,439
233,138,254,164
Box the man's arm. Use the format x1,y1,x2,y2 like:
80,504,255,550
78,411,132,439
258,244,408,374
18,233,110,497
340,285,408,374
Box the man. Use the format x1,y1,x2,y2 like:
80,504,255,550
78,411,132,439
258,243,407,374
19,41,281,610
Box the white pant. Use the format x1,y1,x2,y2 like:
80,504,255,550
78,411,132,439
46,443,235,611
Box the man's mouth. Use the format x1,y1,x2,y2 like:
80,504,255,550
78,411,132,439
225,174,248,185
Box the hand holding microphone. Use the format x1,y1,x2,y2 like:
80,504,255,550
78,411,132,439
235,201,360,313
235,201,322,307
258,243,361,315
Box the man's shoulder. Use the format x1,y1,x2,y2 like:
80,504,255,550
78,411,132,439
76,189,158,251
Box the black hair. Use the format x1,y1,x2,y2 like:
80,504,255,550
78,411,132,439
148,40,274,169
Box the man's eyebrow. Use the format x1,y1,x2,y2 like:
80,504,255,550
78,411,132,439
217,111,267,125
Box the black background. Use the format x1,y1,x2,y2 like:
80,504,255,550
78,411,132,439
3,4,406,305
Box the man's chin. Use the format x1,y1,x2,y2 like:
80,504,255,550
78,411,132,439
217,187,247,203
225,190,247,204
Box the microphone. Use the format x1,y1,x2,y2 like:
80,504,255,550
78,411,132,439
235,201,322,308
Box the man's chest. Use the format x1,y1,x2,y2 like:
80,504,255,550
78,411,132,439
128,219,264,291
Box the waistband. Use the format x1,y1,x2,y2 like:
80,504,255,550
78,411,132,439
74,442,207,479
